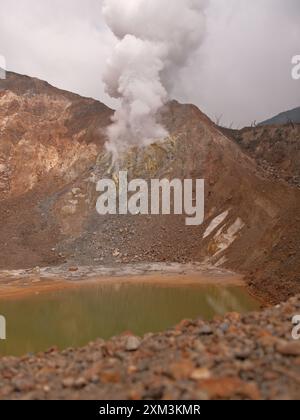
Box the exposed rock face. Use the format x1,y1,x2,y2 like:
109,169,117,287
0,72,111,198
0,71,299,302
222,124,300,188
0,72,111,268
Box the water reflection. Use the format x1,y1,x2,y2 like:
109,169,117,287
0,283,259,356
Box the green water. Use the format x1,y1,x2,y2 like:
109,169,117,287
0,283,259,357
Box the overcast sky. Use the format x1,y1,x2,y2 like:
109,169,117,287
0,0,299,127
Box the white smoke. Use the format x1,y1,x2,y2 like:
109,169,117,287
102,0,208,161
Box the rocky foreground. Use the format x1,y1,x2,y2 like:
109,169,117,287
0,296,300,400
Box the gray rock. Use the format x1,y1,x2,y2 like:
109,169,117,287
126,336,141,352
199,325,213,336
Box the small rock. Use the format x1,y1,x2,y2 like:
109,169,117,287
263,371,279,381
101,370,121,384
220,323,230,333
13,379,35,393
169,360,194,380
190,368,212,381
72,187,81,196
277,342,300,357
199,325,213,336
126,336,141,352
74,377,87,389
226,312,241,322
198,377,261,400
113,249,120,257
193,339,206,353
62,378,75,388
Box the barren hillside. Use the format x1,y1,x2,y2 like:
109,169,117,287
0,72,299,303
222,124,300,188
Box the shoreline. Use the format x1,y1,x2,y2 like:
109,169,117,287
0,272,247,301
0,263,254,301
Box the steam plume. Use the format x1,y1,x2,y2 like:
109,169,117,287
102,0,208,161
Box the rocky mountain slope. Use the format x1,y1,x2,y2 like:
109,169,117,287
259,106,300,126
222,124,300,188
0,71,299,303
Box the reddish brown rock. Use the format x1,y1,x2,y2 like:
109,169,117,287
198,377,261,400
277,342,300,357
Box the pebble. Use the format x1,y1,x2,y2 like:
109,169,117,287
125,336,141,352
220,323,230,333
277,342,300,357
190,368,212,381
62,378,75,388
199,326,213,335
